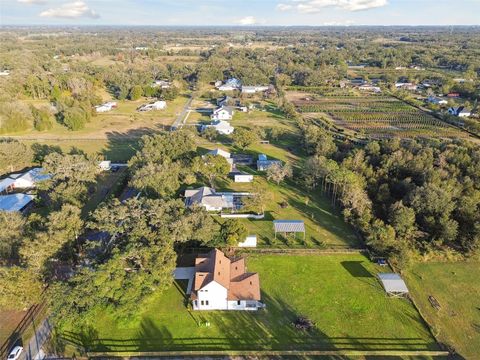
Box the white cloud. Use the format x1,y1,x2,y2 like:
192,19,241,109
17,0,47,4
40,1,99,19
277,0,388,13
236,16,260,25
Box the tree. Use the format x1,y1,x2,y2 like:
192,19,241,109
129,131,196,169
130,161,183,198
366,219,396,255
201,126,218,142
232,127,258,150
62,107,87,131
129,85,143,100
266,162,292,185
0,267,42,310
220,219,247,246
0,212,25,263
389,201,417,244
192,154,231,187
0,140,34,173
242,180,272,214
20,205,83,273
30,105,54,131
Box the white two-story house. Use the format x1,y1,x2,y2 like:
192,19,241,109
191,249,263,311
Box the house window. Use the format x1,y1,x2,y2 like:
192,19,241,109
235,266,238,270
195,300,198,307
237,300,241,305
206,301,209,306
218,272,220,276
201,300,204,305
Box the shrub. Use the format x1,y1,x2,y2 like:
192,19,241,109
31,105,54,131
62,107,87,131
0,101,33,133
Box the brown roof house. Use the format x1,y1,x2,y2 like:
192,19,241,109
191,249,263,311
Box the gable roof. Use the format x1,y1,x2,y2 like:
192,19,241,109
192,249,260,301
0,194,35,212
15,168,51,185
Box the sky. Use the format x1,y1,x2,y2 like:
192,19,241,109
1,0,479,26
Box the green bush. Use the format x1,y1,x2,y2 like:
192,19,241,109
31,105,54,131
0,101,33,134
62,107,87,131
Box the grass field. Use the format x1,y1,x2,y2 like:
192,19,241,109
405,261,480,359
58,254,438,353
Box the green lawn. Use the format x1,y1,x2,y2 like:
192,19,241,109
405,261,480,359
59,254,438,353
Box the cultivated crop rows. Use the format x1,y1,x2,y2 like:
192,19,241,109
296,95,468,140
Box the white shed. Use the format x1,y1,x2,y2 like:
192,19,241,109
234,174,254,183
378,273,409,297
99,161,112,171
238,235,257,247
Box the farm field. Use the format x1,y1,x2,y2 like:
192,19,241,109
287,92,470,140
405,261,480,359
59,254,438,354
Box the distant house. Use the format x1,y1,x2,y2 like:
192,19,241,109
211,106,234,121
448,106,471,118
234,174,254,183
447,93,460,98
427,96,448,105
191,248,262,311
395,82,418,91
204,120,234,135
152,80,171,89
256,154,281,171
0,194,35,213
347,63,367,69
206,148,234,168
135,46,149,51
350,78,366,86
95,101,117,113
217,78,242,91
241,85,269,94
185,187,249,212
0,70,10,76
99,161,112,171
358,84,381,93
138,101,167,112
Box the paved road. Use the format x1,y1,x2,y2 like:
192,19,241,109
171,95,193,130
21,318,52,360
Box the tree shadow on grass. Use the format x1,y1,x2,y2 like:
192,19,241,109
58,289,437,353
341,261,374,278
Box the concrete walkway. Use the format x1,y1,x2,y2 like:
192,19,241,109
173,267,195,294
20,318,52,360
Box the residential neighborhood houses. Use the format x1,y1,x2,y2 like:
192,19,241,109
191,249,262,311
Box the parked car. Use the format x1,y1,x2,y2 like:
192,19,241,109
7,346,23,360
111,165,120,173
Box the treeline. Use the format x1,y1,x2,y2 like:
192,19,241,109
297,119,480,264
